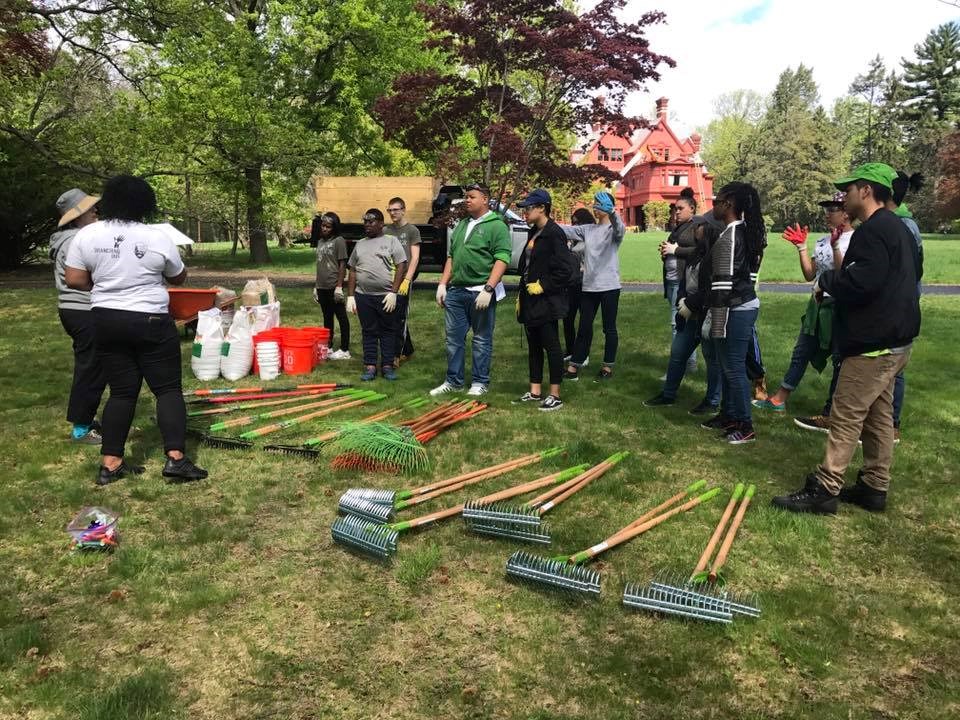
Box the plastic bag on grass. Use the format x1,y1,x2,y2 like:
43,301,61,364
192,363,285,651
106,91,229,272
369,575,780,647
220,307,255,381
191,308,223,381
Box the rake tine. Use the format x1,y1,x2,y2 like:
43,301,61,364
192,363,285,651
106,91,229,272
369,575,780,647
337,496,394,523
262,444,321,459
199,434,254,450
461,500,543,526
340,488,397,506
623,581,734,624
467,519,552,544
331,515,398,559
505,551,601,597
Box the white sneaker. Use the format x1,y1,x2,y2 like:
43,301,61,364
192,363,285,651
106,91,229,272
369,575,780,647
466,383,488,396
430,381,462,397
581,356,589,368
330,349,351,360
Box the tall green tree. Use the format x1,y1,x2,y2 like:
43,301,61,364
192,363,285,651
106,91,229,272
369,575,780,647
901,21,960,127
700,90,766,187
849,55,886,162
747,66,843,229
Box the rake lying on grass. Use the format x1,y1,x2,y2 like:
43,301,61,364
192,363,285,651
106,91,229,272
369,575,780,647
206,389,369,432
184,384,350,406
623,484,760,623
187,387,364,417
463,452,629,544
184,383,335,397
331,465,583,559
506,485,721,598
262,398,429,458
329,400,487,473
337,447,565,522
197,393,387,449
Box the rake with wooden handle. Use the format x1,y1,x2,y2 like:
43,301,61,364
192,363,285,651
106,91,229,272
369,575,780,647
184,383,337,397
185,385,349,405
506,486,721,598
337,448,565,523
235,393,387,441
463,452,629,544
206,390,368,432
188,388,357,417
331,464,583,559
623,484,760,622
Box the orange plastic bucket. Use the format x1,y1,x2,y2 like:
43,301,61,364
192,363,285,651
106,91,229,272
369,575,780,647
302,326,331,366
282,331,314,375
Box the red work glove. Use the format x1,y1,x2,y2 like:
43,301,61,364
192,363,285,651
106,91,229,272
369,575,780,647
782,223,808,248
830,226,843,248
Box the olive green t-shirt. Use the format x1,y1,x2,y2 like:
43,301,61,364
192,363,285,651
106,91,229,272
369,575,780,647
315,235,349,289
384,222,421,264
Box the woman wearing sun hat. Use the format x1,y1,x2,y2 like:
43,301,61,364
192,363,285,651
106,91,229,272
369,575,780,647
753,191,853,416
50,188,107,445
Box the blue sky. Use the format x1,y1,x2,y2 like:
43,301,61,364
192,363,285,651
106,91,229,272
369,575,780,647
620,0,960,132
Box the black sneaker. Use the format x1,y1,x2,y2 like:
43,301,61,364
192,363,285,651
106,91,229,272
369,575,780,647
700,413,734,431
724,422,756,445
643,393,675,407
771,475,838,515
838,473,887,512
512,391,542,404
563,368,579,382
96,461,146,486
539,395,563,412
162,456,209,483
594,368,613,382
688,401,719,416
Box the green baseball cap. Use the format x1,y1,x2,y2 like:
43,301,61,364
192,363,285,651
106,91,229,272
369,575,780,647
834,163,897,191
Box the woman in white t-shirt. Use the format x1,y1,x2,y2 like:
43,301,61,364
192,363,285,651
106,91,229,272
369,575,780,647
753,192,853,415
64,175,208,486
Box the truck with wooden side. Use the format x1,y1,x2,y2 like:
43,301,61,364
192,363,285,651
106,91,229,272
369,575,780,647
307,176,529,274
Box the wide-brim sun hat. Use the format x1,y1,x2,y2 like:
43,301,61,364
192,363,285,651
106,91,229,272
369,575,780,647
56,188,100,228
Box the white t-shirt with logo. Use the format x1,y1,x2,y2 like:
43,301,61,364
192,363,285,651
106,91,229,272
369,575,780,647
812,230,853,298
65,220,185,313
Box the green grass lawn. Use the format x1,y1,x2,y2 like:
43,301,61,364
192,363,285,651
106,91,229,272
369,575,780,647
1,288,958,719
187,233,960,285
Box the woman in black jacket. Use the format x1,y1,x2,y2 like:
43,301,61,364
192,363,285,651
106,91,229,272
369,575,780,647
660,194,701,373
514,189,573,412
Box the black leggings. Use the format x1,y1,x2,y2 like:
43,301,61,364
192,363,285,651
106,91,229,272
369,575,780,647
563,283,581,357
59,309,107,425
526,321,564,386
92,307,186,457
317,288,350,351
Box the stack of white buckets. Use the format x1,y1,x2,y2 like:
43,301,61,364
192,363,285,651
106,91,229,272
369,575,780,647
255,339,281,380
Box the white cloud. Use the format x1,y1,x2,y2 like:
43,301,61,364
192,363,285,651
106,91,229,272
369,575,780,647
620,0,960,134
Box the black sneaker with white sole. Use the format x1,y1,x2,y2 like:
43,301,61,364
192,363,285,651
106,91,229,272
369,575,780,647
700,413,734,431
538,395,563,412
512,391,542,404
563,368,579,381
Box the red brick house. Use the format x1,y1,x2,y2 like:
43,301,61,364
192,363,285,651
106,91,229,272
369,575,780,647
570,97,714,229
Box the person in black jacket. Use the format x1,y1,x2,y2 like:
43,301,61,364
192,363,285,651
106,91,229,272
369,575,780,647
513,189,573,412
660,189,700,374
773,164,921,515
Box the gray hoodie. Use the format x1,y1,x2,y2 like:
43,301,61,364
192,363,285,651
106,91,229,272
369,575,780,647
49,228,92,311
559,211,624,292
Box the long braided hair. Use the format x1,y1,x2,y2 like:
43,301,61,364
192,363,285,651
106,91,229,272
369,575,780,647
716,182,766,263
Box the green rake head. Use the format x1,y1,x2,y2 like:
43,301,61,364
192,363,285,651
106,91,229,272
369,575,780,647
505,551,601,597
330,422,429,474
331,515,398,559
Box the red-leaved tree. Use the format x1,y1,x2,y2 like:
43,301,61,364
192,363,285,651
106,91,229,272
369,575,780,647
936,131,960,221
374,0,673,206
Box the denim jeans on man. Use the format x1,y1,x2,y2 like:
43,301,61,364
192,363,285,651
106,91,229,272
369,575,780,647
717,308,759,423
662,314,720,404
444,287,496,387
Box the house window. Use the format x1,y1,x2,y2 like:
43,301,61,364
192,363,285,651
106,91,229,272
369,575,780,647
670,174,689,186
610,148,623,162
664,148,670,161
598,145,609,161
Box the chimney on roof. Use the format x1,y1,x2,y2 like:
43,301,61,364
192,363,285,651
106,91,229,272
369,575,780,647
689,132,702,153
655,97,669,121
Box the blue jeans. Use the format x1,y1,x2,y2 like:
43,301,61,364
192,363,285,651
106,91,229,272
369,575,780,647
666,280,697,365
662,316,720,404
444,287,497,387
717,308,759,423
782,331,826,391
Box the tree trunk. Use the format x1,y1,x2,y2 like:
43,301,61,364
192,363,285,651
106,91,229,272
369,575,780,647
244,164,270,264
231,187,240,257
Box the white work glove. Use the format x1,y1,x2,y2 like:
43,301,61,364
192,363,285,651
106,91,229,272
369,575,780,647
677,298,692,320
333,286,345,303
474,287,493,310
382,291,397,313
346,296,357,314
312,288,320,304
436,282,447,308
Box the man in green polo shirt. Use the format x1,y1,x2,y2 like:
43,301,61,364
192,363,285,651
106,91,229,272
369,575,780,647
430,183,512,397
773,163,921,515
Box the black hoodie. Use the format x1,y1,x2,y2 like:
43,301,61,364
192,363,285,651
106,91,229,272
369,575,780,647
818,207,921,357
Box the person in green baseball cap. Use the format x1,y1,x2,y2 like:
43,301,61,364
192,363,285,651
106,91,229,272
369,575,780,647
772,162,921,516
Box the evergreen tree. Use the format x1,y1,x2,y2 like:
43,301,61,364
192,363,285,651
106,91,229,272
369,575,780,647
901,22,960,127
